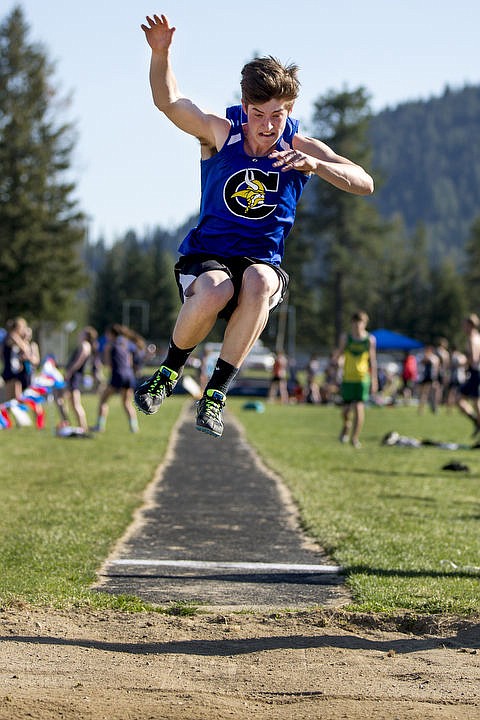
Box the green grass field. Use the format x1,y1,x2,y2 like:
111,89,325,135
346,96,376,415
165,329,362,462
229,398,480,615
0,394,183,610
0,392,478,615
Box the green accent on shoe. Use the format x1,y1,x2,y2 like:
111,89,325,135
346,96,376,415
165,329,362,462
196,389,226,438
134,365,179,415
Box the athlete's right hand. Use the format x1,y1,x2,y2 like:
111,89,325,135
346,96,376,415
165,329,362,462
141,14,176,52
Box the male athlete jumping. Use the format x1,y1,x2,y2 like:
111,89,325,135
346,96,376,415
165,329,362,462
135,13,374,438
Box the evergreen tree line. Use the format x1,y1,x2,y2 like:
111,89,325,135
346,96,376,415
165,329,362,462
86,208,480,353
84,230,180,344
0,6,85,323
2,5,479,359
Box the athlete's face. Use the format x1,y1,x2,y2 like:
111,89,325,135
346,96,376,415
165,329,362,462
352,318,367,336
243,99,292,151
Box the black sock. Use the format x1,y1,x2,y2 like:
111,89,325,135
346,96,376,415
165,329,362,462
205,358,239,396
163,338,196,373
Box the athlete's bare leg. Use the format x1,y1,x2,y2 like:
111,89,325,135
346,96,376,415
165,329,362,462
172,271,234,349
340,404,352,442
351,401,365,447
220,264,279,367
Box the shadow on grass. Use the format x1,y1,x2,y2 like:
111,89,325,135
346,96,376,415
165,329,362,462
335,466,480,479
344,565,480,580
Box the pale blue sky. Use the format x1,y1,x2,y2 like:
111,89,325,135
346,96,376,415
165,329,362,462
3,1,479,244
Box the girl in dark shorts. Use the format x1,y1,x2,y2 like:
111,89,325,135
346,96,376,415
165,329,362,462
1,317,35,401
92,324,139,433
457,314,480,434
60,326,98,432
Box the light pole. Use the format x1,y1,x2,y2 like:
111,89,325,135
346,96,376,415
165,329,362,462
122,300,150,334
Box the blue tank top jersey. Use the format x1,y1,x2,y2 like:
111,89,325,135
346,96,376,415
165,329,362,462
178,105,311,265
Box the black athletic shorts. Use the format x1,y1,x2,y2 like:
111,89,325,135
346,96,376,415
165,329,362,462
460,367,480,399
174,254,289,321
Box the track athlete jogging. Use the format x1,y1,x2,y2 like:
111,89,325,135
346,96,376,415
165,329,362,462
135,13,374,438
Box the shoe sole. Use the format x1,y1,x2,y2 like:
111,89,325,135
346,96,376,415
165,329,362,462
134,393,164,415
195,423,223,438
134,402,160,416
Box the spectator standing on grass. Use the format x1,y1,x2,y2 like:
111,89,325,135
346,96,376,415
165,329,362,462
58,326,98,432
417,345,440,414
332,311,378,449
23,325,40,387
54,325,98,432
400,350,418,403
288,360,305,403
92,324,139,434
446,345,466,412
435,337,450,407
1,317,36,401
268,350,289,403
456,314,480,434
134,13,374,439
305,354,321,404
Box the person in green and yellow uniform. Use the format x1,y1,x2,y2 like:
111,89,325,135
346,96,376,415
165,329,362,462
333,311,378,448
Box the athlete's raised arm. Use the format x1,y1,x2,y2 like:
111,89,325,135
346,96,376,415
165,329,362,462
141,14,229,150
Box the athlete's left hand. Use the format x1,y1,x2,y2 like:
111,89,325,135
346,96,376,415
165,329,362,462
269,148,315,174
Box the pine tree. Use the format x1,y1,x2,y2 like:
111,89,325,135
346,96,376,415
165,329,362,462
147,233,179,342
89,248,123,332
398,224,432,340
429,258,467,345
0,6,85,322
88,228,180,341
463,216,480,312
369,216,410,331
281,202,323,351
307,87,389,344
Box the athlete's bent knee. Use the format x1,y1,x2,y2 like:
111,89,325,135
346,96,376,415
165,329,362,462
242,265,277,301
193,272,234,311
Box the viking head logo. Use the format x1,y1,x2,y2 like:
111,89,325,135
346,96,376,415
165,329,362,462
231,170,267,213
224,168,279,219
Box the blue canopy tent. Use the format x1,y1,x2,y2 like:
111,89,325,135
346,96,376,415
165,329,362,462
371,329,424,351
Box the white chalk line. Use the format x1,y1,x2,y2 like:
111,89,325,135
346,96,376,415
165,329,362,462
109,559,343,574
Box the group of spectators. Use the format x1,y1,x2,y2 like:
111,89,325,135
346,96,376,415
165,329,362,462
269,316,479,406
1,318,153,434
409,315,480,436
3,311,480,440
0,317,40,402
266,312,480,444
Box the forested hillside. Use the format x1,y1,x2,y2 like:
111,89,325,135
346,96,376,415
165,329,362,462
369,84,480,259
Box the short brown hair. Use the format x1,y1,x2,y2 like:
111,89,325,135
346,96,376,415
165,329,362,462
240,56,300,107
83,326,98,345
351,311,369,325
